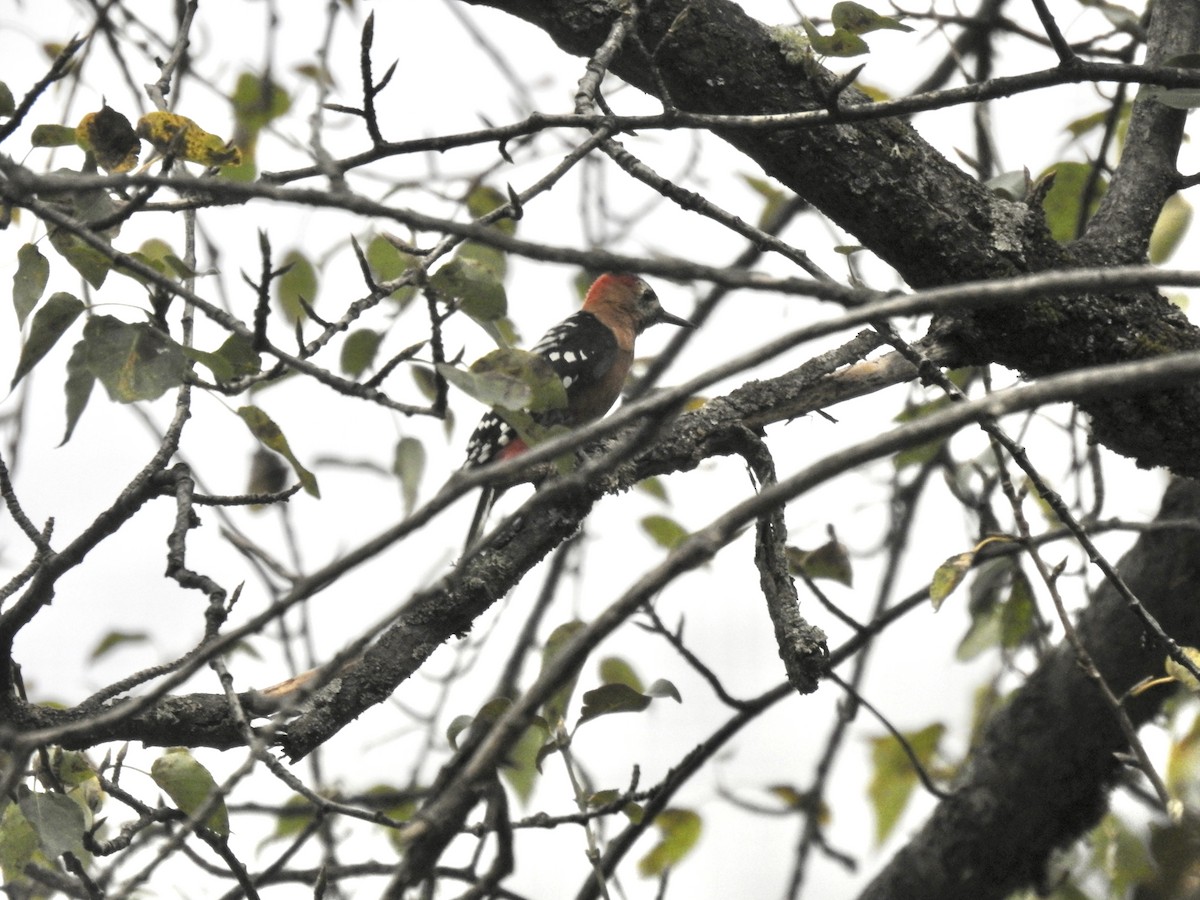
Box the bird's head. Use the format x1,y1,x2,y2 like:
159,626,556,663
584,273,693,334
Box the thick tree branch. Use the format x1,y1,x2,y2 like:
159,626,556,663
1080,0,1198,261
860,476,1200,900
461,0,1200,477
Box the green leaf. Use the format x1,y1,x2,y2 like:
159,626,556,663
930,551,974,610
150,747,230,837
638,808,702,877
215,333,262,379
17,786,86,860
500,720,549,804
0,799,43,883
184,333,261,384
457,241,508,280
641,514,689,550
82,315,187,402
125,238,193,283
431,257,507,327
72,186,122,235
365,235,418,305
466,184,517,236
439,347,568,413
956,605,1002,661
293,62,334,87
1039,162,1108,243
985,169,1031,202
90,630,149,661
246,447,289,498
957,563,1036,661
786,537,853,587
579,662,681,725
182,346,232,383
1143,86,1200,109
446,714,476,750
893,395,954,468
588,790,621,807
341,328,383,378
1167,714,1200,803
265,795,319,844
231,71,291,134
1064,104,1131,142
637,476,669,502
540,620,587,727
11,292,84,389
446,698,550,803
868,723,944,845
60,338,95,444
30,123,78,148
1091,814,1155,896
831,1,914,33
742,173,788,229
801,17,870,57
237,405,320,498
46,229,111,289
13,243,50,327
46,750,97,790
579,683,653,723
219,134,259,182
598,657,643,692
275,249,318,322
0,82,14,118
1079,0,1141,35
768,784,806,810
1150,193,1192,264
999,569,1037,649
393,436,425,514
1142,816,1200,899
893,439,943,469
411,364,439,402
645,679,682,702
931,536,1011,610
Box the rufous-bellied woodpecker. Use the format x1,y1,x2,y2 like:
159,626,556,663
462,273,691,549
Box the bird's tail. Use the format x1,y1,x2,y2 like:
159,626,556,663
464,485,498,555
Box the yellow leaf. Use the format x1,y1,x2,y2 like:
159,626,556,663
75,104,140,173
638,808,702,877
236,405,320,498
1165,647,1200,693
136,111,242,167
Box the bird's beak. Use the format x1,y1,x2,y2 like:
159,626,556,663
657,309,694,328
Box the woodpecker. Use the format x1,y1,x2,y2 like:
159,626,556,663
462,272,691,549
